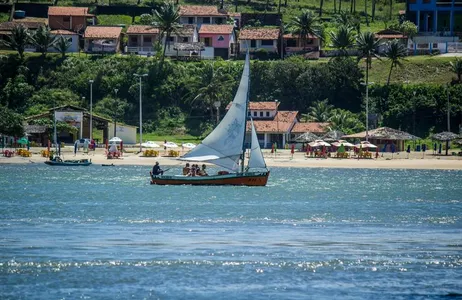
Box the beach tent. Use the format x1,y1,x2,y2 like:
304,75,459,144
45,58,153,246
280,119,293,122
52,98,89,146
294,132,319,143
331,140,354,147
354,141,377,149
309,140,331,147
17,137,28,145
343,127,420,152
431,132,460,156
109,137,122,143
320,130,344,142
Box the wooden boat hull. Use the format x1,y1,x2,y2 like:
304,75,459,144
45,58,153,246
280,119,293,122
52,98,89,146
150,171,270,186
44,160,92,166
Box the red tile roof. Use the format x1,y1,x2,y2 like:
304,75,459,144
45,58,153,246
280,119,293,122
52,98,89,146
50,29,77,35
239,28,279,40
245,111,298,133
283,33,318,39
84,26,122,39
179,5,228,17
126,25,159,34
291,122,329,133
226,101,280,110
199,24,234,34
48,6,92,16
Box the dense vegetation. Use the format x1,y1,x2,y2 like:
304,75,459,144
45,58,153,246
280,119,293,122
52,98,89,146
0,53,461,139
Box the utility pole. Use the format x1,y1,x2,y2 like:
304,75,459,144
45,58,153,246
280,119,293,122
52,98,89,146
447,87,451,132
134,73,148,153
89,80,94,141
113,88,118,138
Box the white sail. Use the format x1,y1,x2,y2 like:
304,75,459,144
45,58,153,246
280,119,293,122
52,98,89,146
181,54,250,171
248,118,266,169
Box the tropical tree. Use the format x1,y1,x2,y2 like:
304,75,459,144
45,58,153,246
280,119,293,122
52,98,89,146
289,10,322,48
356,31,381,96
328,108,365,134
302,99,333,122
0,105,24,137
450,58,462,83
0,24,29,60
329,25,355,56
31,25,57,57
53,36,72,58
151,1,181,66
319,0,324,17
384,39,407,85
189,62,232,122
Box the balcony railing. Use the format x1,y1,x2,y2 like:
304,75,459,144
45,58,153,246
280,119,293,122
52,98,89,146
127,46,155,53
285,46,320,52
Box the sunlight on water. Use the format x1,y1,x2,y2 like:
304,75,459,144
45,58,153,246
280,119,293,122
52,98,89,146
0,164,461,299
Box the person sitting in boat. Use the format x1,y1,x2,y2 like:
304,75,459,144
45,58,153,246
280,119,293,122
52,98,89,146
199,164,208,176
152,162,164,176
188,165,197,177
182,163,190,175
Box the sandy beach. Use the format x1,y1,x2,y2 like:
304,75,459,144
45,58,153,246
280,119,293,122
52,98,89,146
1,147,462,170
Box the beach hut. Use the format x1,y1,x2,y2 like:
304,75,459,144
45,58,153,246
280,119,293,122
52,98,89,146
320,130,344,142
431,132,460,156
342,127,420,152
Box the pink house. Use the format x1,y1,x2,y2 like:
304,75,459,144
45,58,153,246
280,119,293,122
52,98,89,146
199,24,235,59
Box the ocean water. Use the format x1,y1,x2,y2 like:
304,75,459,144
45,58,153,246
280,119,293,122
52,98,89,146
0,164,461,299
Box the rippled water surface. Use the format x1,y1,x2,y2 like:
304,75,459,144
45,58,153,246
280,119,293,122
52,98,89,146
1,164,461,299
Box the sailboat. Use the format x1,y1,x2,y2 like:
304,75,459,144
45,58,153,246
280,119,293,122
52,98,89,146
150,53,269,186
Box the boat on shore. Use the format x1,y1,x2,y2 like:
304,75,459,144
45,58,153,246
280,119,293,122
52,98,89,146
45,158,92,166
150,53,269,186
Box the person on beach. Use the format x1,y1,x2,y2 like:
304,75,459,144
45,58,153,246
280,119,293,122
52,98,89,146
152,162,164,176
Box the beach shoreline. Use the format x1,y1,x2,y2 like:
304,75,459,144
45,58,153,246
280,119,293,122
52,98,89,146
1,147,462,170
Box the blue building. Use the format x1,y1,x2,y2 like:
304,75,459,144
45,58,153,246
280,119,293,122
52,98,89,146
407,0,462,35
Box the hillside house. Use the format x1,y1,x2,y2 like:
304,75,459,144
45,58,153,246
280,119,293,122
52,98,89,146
84,26,122,53
239,28,279,54
199,24,235,59
283,33,320,58
48,6,95,33
126,25,159,55
179,5,228,27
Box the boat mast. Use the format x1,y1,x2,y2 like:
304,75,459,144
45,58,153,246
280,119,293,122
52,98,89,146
53,105,58,154
241,51,250,173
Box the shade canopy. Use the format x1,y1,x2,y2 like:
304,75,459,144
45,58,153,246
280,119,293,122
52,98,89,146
17,137,29,144
182,143,196,149
309,140,331,147
294,132,319,142
321,130,344,142
109,137,122,142
331,140,354,147
431,131,460,141
354,141,377,148
343,127,420,140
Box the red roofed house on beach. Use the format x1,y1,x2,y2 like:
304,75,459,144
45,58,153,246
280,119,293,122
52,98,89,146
199,24,236,59
239,28,280,54
48,6,95,32
84,26,122,53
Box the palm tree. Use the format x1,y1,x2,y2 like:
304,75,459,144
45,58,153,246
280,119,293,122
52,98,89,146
53,35,72,58
329,25,355,56
356,31,381,88
384,39,407,85
151,1,181,66
319,0,324,17
302,99,333,122
450,57,462,83
31,25,57,57
289,10,322,49
0,24,29,60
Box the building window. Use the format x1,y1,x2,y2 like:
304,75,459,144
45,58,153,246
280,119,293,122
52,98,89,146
217,35,224,41
266,111,270,117
168,36,174,42
260,111,263,117
253,111,257,117
203,37,211,47
63,16,70,22
143,36,152,43
248,111,251,116
188,17,194,24
261,40,273,46
250,40,256,48
202,17,210,24
130,36,137,45
286,39,297,47
182,37,189,42
432,43,438,48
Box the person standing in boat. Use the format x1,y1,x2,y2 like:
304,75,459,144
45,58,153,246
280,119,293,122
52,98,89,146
152,162,164,176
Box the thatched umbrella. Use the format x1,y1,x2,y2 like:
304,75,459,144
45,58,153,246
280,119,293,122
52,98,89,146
294,132,319,143
431,131,461,156
321,130,344,142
